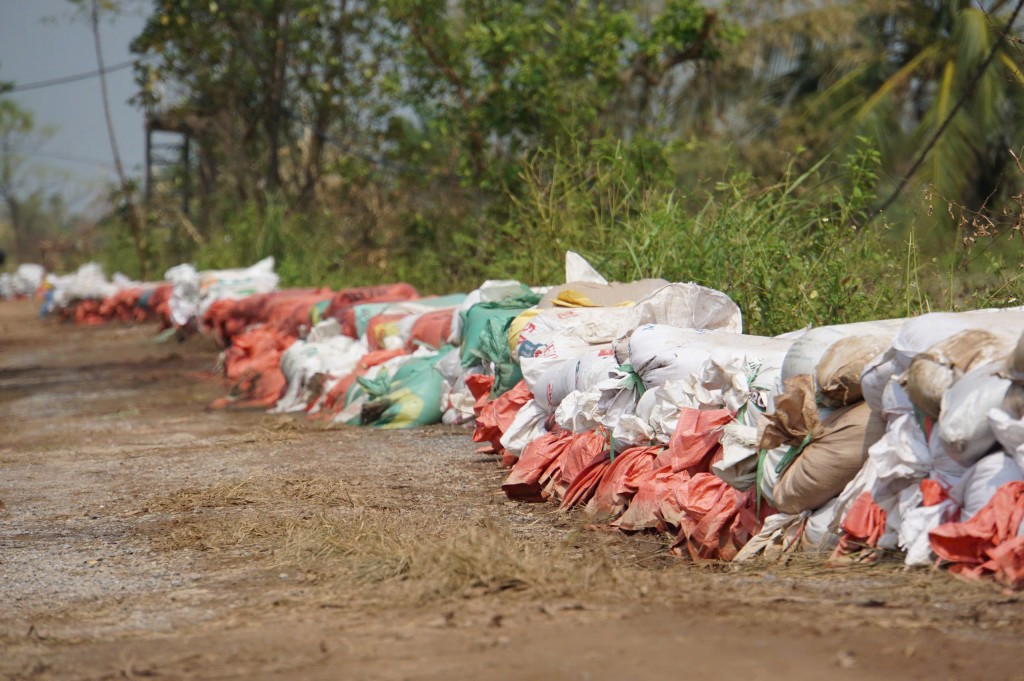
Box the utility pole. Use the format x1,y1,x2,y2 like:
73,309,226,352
89,0,148,278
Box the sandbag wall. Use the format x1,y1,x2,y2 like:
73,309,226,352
25,253,1024,588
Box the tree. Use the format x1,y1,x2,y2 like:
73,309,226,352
0,99,58,259
384,0,739,188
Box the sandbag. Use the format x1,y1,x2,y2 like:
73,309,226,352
862,309,1024,414
938,362,1013,466
815,334,895,406
780,319,903,402
772,401,887,514
461,293,543,396
949,452,1024,520
356,351,448,428
623,324,793,391
904,329,1014,420
531,349,617,411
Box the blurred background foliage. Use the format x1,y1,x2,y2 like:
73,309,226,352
6,0,1024,334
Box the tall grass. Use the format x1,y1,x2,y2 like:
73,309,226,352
98,135,1024,336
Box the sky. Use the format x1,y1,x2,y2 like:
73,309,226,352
0,0,149,212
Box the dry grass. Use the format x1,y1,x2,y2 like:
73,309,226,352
143,476,360,513
141,476,671,605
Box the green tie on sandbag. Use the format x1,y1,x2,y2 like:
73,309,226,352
459,293,542,397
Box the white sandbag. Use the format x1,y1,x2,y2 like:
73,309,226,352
273,330,366,413
12,263,44,296
891,309,1024,368
733,512,806,562
990,408,1024,470
867,413,932,506
0,273,12,299
165,263,201,326
564,250,608,285
903,329,1015,419
803,498,842,551
863,309,1024,415
631,381,700,442
938,362,1012,466
780,319,902,386
712,422,760,491
198,257,279,316
949,452,1024,520
901,498,957,567
532,349,617,411
624,324,793,391
519,332,603,389
621,282,743,334
515,307,630,386
499,400,550,457
553,388,603,433
50,262,117,309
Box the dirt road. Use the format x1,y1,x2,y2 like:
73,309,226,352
2,299,1023,680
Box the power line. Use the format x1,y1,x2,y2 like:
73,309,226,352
7,59,138,93
9,147,116,169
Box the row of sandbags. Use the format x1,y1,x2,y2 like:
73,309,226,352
0,263,45,300
36,252,1024,586
464,260,1024,585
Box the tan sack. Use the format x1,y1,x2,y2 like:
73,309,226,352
816,334,893,406
758,375,821,452
772,402,887,514
904,330,1012,420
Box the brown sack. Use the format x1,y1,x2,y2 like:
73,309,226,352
904,329,1012,420
772,402,886,515
757,374,821,452
816,335,892,406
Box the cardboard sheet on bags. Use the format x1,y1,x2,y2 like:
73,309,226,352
538,279,669,309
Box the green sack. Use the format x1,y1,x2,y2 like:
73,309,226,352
459,293,541,397
360,350,452,429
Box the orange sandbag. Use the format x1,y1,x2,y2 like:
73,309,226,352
502,430,575,502
831,492,888,560
585,446,664,520
613,465,689,532
263,289,333,337
407,309,453,351
666,408,733,475
214,327,296,409
366,313,406,351
73,299,105,325
543,429,607,502
930,481,1024,588
667,475,763,561
612,409,731,532
473,380,532,456
326,284,420,337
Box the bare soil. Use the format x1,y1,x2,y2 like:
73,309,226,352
2,299,1023,681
